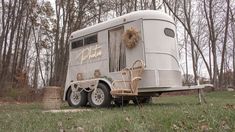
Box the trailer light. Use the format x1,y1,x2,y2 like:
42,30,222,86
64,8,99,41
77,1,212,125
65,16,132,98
94,69,101,78
77,73,83,80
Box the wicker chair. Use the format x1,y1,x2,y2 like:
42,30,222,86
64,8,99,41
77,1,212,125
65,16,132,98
110,60,145,96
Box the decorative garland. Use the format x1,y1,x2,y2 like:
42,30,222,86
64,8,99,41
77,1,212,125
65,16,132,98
123,27,140,49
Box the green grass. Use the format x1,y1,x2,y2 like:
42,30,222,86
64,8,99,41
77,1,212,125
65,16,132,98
0,91,234,132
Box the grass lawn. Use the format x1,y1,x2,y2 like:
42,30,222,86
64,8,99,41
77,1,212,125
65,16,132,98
0,91,234,132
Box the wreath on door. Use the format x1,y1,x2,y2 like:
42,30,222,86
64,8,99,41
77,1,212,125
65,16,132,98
123,27,140,49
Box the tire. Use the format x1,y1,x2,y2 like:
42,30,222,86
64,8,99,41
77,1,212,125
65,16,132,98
67,88,88,107
88,83,112,107
133,97,152,105
114,100,129,107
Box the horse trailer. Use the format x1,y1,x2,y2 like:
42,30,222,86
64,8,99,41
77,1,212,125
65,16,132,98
63,10,211,107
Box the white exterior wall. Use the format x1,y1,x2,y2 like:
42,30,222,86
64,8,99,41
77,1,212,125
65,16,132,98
65,30,109,85
142,20,182,87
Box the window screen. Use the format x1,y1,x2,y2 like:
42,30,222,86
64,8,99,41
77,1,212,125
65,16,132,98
84,34,97,45
164,28,175,38
71,39,83,49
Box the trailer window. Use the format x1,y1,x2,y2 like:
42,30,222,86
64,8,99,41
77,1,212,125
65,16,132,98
164,28,175,38
71,39,83,49
84,34,97,45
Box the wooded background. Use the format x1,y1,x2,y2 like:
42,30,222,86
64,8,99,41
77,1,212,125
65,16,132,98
0,0,234,94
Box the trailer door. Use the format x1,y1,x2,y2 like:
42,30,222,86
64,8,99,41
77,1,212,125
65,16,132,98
108,27,126,72
125,19,145,67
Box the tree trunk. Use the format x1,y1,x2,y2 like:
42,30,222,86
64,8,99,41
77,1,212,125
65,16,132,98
218,0,230,88
230,8,235,87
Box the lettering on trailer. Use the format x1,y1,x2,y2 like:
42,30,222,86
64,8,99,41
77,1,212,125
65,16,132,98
77,45,102,64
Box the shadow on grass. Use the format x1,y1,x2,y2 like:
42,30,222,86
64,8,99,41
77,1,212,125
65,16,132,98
60,102,202,111
152,102,204,107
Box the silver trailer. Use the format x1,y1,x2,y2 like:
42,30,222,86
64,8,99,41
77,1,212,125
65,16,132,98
63,10,211,107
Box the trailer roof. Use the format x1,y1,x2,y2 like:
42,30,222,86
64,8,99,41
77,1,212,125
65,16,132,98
70,10,174,40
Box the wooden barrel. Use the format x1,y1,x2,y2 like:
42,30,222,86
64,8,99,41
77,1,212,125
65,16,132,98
42,86,62,110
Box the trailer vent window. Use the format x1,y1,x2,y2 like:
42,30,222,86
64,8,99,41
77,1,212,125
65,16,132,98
71,39,83,49
164,28,175,38
84,34,97,45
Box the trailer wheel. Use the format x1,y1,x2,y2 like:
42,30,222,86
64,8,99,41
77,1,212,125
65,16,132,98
88,83,112,107
114,100,129,107
67,88,88,107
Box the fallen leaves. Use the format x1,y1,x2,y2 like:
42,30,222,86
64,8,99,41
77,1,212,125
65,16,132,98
223,104,235,110
200,124,210,132
76,127,85,132
125,116,131,123
172,124,180,130
57,121,64,132
57,121,85,132
171,121,187,131
123,128,129,132
220,120,231,130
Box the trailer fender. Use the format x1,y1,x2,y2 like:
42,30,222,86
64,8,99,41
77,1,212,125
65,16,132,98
98,78,112,91
64,85,71,101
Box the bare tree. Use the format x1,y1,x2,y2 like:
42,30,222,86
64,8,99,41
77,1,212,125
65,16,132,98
163,0,211,83
218,0,230,87
229,5,235,87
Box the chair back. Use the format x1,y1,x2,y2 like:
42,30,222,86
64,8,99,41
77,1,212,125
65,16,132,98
130,60,145,94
